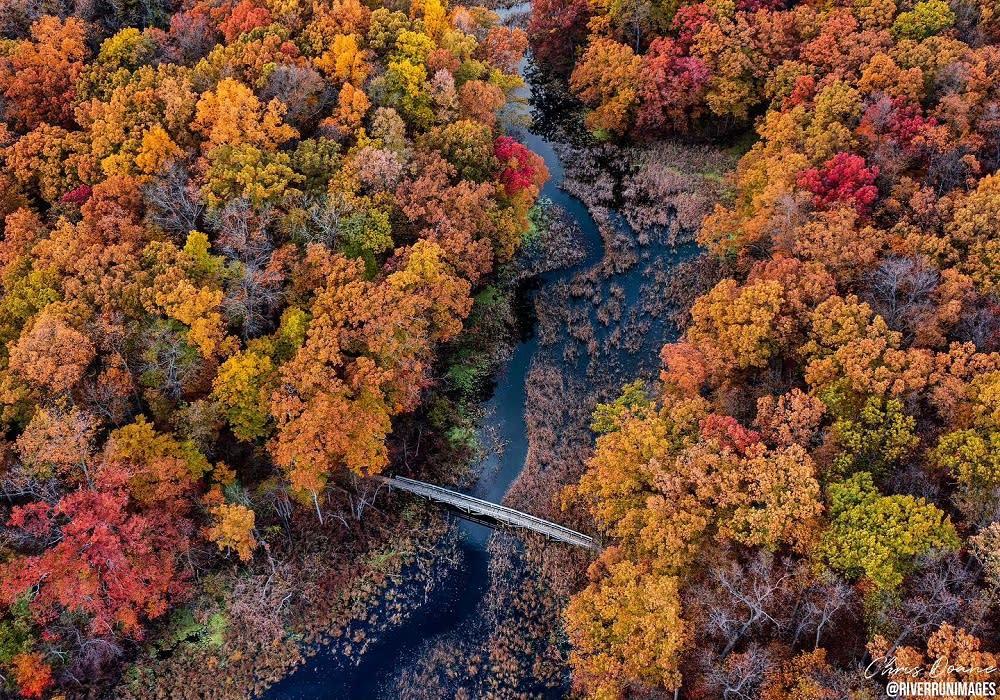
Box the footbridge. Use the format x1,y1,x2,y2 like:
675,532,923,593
379,476,599,550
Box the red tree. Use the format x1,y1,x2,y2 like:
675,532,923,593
797,152,880,215
528,0,592,72
494,136,545,197
699,414,762,455
0,489,193,639
672,3,715,50
218,0,272,43
636,37,711,135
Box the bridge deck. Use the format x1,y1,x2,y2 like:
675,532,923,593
380,476,598,550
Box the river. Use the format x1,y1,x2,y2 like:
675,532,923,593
263,6,682,696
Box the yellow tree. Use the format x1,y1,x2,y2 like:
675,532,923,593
569,38,641,135
943,173,1000,296
206,503,258,561
685,278,786,383
316,34,371,86
190,78,298,152
212,351,275,441
564,555,686,700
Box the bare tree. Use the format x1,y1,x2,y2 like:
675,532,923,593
140,320,203,399
262,64,333,128
970,523,1000,608
144,164,204,238
864,255,939,341
331,473,386,524
879,551,991,650
40,621,123,689
213,199,285,338
166,10,216,63
789,573,855,650
289,193,353,248
957,301,1000,351
228,566,299,651
979,101,1000,172
703,644,771,700
1,0,72,38
101,0,170,30
690,552,798,660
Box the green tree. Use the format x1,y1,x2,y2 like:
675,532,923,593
933,429,1000,523
829,397,918,480
892,0,956,39
819,472,959,592
591,380,651,433
383,59,433,128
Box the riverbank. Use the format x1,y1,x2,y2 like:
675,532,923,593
498,136,737,664
256,193,589,699
380,46,740,699
114,500,453,699
257,27,611,694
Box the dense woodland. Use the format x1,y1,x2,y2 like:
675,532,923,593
4,0,1000,693
0,0,545,695
532,0,1000,696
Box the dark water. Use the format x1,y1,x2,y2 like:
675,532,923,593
263,8,691,696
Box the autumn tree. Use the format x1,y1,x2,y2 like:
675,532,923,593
10,653,53,699
0,17,89,131
869,624,997,685
269,244,471,504
529,0,592,72
191,78,298,153
219,0,272,42
212,350,275,441
636,37,710,134
0,488,193,639
819,472,959,592
828,397,918,480
685,278,786,382
564,555,686,700
569,38,642,135
206,502,258,561
797,152,880,216
7,311,96,396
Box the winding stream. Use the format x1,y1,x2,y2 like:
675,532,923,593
263,8,678,695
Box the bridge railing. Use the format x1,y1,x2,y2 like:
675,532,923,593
379,475,599,550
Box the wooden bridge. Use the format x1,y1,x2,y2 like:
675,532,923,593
379,476,599,550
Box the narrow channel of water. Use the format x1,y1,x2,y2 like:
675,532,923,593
263,12,610,697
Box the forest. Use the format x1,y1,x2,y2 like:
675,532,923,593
2,0,1000,694
531,0,1000,695
0,0,544,695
